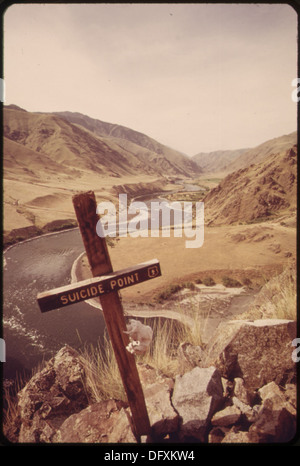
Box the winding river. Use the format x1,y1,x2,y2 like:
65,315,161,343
3,183,203,380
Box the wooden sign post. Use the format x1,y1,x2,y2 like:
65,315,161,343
37,191,162,439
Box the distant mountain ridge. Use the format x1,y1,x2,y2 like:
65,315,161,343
3,105,201,179
192,148,249,173
192,131,297,174
53,110,201,177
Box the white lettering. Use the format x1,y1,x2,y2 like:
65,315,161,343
292,338,300,363
104,450,139,463
151,200,182,237
128,201,149,237
96,195,204,248
0,338,6,362
0,79,5,103
184,202,204,249
291,77,300,102
96,201,116,237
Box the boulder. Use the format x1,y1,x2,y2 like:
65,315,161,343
221,427,259,443
177,342,205,375
137,363,179,439
233,377,254,405
202,319,296,390
54,400,136,443
208,426,229,443
172,366,223,442
211,405,241,427
249,398,295,443
17,346,88,442
231,397,260,423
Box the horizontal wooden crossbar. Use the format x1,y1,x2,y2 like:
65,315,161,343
37,259,161,313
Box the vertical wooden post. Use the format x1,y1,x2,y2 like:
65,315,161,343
72,191,151,438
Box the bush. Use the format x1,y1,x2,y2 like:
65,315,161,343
222,276,242,288
156,283,182,301
242,277,252,287
202,277,215,287
182,281,196,291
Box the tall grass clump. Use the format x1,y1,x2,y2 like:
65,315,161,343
239,262,296,321
79,335,127,404
80,304,208,400
261,263,296,320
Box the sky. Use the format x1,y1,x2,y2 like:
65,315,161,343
3,3,298,155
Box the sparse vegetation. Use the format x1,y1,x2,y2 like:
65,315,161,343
221,276,242,288
258,264,296,320
235,263,296,321
79,308,206,402
155,281,196,302
202,277,215,287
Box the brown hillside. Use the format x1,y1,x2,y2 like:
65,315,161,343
226,132,297,172
192,148,248,173
204,145,297,226
54,110,201,177
4,106,201,178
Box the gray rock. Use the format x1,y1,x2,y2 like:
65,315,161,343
208,426,229,443
177,342,205,375
137,363,179,439
18,345,89,442
249,397,295,443
54,400,136,443
202,319,296,390
211,404,241,427
233,377,254,405
172,366,223,442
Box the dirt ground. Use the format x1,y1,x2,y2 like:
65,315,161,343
75,220,296,302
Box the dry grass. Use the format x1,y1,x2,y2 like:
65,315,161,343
79,335,127,403
79,307,207,402
235,262,297,321
259,263,296,320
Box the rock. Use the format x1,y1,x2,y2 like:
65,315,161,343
208,426,229,443
17,346,89,443
232,397,259,423
284,384,297,415
233,377,253,405
137,364,179,439
222,427,259,443
211,405,241,427
177,342,204,375
172,366,223,442
258,381,297,416
54,400,136,443
259,381,285,402
202,319,296,390
249,397,295,443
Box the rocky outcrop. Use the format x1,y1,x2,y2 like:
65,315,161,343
54,400,136,443
172,366,223,442
204,144,297,225
201,319,296,390
137,363,179,439
8,319,297,444
17,346,89,443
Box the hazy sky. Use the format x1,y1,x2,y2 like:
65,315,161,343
3,3,298,155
